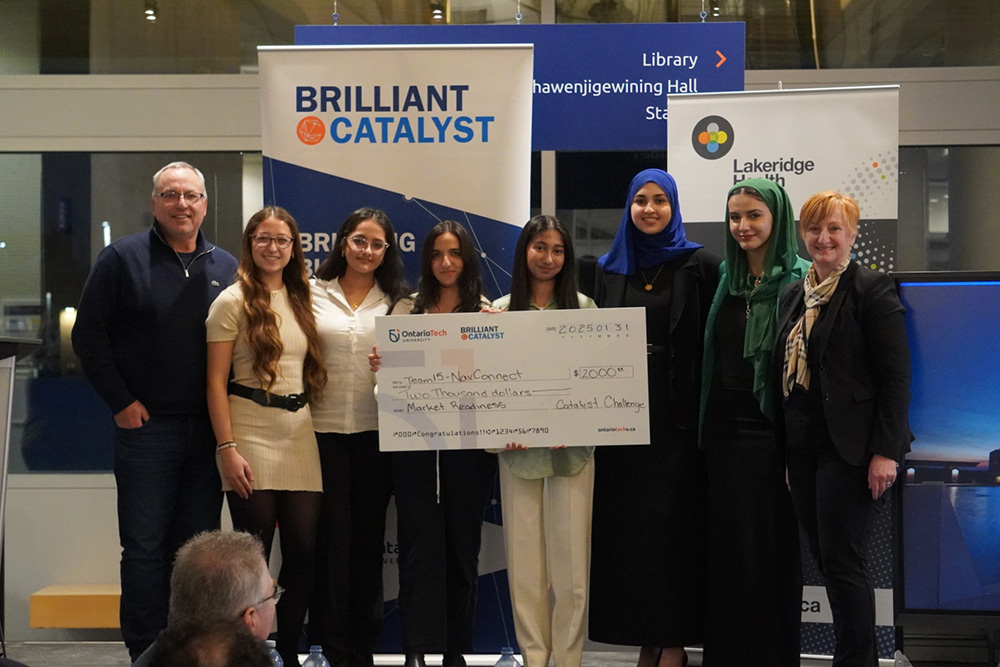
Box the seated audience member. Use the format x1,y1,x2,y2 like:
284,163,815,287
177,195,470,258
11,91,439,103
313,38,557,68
149,618,272,667
134,530,278,667
0,657,31,667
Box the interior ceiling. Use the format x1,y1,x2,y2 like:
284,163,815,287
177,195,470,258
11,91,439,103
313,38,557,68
240,0,416,28
242,0,543,27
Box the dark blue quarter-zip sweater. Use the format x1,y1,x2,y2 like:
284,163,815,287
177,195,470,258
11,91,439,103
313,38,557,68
72,223,238,416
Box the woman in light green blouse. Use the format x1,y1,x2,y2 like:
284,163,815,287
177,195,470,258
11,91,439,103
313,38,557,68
491,215,596,667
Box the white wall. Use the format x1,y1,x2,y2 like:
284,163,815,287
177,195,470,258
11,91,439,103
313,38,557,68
5,474,121,641
5,474,238,641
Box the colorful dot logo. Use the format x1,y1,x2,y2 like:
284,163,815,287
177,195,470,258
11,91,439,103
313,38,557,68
691,115,735,160
297,116,325,145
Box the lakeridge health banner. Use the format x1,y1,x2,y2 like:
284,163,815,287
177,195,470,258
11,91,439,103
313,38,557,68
258,44,533,298
669,86,900,660
668,87,899,222
669,86,901,276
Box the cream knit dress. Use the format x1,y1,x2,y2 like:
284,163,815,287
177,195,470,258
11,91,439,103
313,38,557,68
206,284,322,492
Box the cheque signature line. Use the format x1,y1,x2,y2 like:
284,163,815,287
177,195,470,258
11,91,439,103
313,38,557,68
397,404,645,414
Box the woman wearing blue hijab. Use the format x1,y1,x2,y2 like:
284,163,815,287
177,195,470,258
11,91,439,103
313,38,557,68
588,169,720,667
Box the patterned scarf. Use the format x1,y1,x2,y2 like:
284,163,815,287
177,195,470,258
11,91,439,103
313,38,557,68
782,259,850,396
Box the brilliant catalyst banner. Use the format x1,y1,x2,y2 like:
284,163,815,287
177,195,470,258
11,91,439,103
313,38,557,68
258,44,534,297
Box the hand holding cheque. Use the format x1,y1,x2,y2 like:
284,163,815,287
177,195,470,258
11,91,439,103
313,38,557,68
374,307,650,451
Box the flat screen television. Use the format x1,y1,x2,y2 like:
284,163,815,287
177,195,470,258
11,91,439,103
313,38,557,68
894,271,1000,624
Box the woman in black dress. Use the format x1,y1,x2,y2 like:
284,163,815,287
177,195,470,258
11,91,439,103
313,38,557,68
373,220,497,667
699,178,809,667
589,169,719,667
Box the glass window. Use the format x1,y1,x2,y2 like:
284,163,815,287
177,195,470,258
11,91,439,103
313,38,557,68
1,152,256,473
4,1,997,74
557,0,1000,69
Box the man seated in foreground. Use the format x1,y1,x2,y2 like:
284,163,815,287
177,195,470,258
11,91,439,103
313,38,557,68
150,618,271,667
134,530,279,667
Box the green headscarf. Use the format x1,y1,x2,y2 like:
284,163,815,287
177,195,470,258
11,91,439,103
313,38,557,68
700,178,810,427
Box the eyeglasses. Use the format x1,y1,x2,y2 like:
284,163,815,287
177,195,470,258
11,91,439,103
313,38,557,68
254,582,284,607
251,234,293,249
349,235,389,253
156,191,206,204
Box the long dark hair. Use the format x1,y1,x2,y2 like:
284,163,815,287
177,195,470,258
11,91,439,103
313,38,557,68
314,207,409,305
236,206,326,399
411,220,484,314
507,215,580,312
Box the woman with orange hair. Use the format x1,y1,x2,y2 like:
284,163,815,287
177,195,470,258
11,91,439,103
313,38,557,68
776,191,911,666
206,206,327,665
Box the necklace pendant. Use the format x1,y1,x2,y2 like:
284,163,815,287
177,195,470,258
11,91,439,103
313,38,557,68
644,283,653,292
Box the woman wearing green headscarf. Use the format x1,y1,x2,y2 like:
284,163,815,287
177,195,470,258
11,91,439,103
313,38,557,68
699,178,809,667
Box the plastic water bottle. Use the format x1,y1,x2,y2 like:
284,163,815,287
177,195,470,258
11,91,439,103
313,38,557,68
494,647,521,667
265,640,284,667
302,645,330,667
892,650,913,667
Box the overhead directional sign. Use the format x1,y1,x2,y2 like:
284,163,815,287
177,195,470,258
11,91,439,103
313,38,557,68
296,23,745,151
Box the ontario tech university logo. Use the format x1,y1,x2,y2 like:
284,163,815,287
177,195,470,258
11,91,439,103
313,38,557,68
387,327,447,344
691,115,734,160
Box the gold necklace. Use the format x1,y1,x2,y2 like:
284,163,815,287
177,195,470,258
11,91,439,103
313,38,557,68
744,272,764,318
640,265,665,291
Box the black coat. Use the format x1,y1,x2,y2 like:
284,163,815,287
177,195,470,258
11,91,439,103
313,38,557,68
595,247,720,432
774,261,912,466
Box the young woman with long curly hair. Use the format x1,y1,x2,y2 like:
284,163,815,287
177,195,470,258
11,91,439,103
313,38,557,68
206,205,327,665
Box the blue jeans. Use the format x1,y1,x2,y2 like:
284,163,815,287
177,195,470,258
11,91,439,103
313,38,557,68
114,413,222,658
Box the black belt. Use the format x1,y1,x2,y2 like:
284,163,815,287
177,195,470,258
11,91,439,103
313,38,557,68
228,382,307,412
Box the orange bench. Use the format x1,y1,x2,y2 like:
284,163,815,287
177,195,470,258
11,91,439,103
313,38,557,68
30,584,120,629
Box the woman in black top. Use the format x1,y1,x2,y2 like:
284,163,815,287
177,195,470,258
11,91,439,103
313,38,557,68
589,169,719,667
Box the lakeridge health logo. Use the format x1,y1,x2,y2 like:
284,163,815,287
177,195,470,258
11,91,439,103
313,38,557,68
691,115,734,160
388,329,401,343
297,116,325,145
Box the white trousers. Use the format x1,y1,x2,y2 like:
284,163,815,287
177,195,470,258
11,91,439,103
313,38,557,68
498,458,594,667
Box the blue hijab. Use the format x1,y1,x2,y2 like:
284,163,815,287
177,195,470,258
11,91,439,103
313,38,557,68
598,168,702,275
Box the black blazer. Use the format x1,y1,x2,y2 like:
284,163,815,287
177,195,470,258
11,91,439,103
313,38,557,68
774,261,912,466
595,248,721,432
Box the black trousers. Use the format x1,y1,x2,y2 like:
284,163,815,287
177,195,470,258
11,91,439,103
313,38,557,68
786,434,883,667
311,431,392,667
392,449,498,653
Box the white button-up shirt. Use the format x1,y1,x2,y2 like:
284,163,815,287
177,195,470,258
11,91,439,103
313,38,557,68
310,277,390,433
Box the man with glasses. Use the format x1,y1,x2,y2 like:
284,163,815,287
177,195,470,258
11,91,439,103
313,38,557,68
72,161,239,661
134,530,280,667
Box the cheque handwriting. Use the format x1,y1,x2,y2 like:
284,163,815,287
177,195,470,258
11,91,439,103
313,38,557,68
403,368,526,385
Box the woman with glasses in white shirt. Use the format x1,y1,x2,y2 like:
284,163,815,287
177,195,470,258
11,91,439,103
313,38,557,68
309,208,410,667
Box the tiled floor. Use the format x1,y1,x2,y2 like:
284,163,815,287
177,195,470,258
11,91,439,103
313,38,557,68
0,643,980,667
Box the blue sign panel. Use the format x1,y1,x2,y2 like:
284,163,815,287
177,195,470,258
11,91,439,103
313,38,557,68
295,23,745,151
